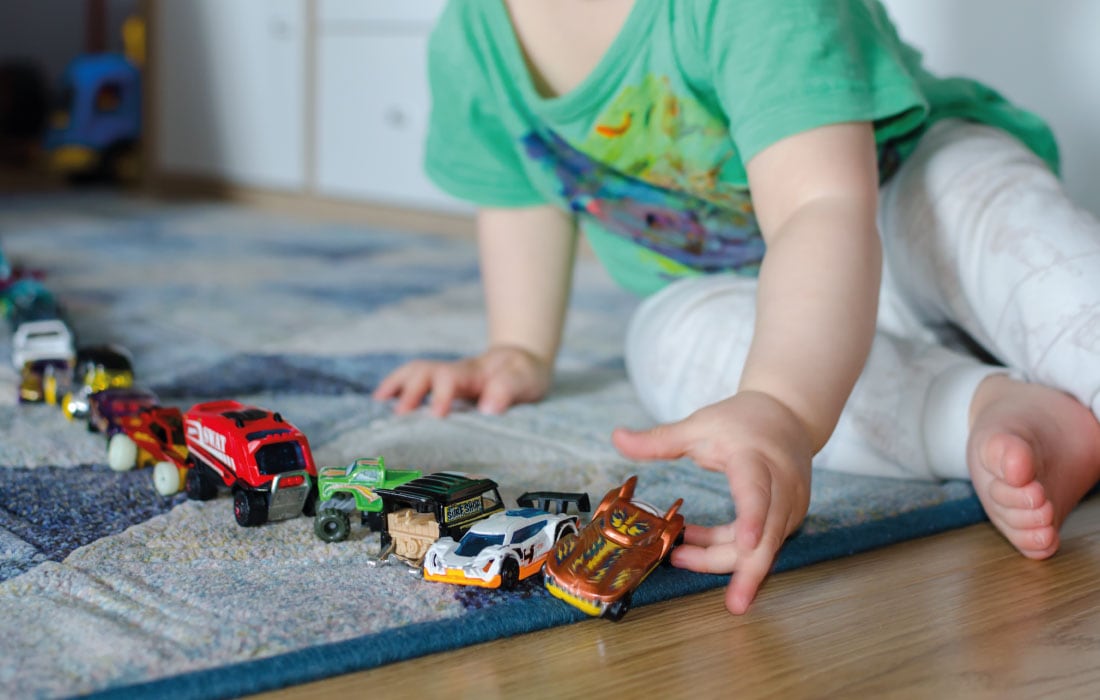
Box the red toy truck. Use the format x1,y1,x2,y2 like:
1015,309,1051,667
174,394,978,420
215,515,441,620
183,400,318,527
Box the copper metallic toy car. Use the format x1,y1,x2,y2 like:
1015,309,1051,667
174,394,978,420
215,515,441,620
542,475,684,621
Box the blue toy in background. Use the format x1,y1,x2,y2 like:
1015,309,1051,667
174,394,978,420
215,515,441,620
44,52,141,181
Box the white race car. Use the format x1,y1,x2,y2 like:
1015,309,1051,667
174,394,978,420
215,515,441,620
12,319,75,370
423,494,588,590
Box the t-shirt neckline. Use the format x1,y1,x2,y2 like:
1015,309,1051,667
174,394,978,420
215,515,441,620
487,0,660,123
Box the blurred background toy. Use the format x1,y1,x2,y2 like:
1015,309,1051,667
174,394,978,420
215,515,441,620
42,12,143,182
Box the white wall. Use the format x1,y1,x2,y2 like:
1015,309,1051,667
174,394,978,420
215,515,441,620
880,0,1100,217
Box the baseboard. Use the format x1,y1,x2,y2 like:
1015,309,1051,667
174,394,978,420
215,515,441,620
147,173,477,239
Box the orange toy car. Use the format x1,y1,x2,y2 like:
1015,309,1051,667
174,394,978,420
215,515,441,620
543,475,684,621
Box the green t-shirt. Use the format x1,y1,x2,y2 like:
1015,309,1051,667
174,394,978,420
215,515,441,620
424,0,1058,296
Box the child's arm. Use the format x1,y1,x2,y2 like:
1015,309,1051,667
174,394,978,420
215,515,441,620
614,121,882,614
374,205,577,416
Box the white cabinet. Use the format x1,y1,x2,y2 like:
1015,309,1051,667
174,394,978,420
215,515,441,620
317,0,446,26
313,0,463,211
153,0,306,191
152,0,465,212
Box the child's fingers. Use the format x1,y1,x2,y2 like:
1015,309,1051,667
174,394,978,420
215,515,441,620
725,462,770,552
610,423,688,462
394,372,432,414
428,371,457,417
726,482,796,614
372,368,406,400
680,522,737,548
477,376,516,415
725,550,772,615
670,541,738,574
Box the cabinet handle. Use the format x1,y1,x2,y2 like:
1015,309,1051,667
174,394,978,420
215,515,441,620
384,108,407,129
270,18,293,39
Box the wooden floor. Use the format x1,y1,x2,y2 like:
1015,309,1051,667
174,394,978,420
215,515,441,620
254,496,1100,700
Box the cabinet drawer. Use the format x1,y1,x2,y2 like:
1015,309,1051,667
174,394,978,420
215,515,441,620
154,0,306,190
318,0,445,28
313,32,465,211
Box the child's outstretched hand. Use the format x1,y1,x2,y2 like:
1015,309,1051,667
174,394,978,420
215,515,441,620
612,390,814,615
373,344,553,417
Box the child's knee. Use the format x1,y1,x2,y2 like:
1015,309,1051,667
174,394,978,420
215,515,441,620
625,275,756,422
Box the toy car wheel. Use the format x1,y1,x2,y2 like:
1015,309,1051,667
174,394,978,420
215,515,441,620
233,489,268,527
152,461,182,496
499,558,520,591
184,463,218,501
604,593,632,622
106,433,139,471
554,522,577,542
44,373,59,405
314,509,351,542
60,392,76,420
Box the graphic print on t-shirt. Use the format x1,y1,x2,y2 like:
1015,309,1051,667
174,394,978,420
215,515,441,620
523,75,765,278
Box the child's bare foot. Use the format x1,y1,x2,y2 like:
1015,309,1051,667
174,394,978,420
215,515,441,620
967,374,1100,558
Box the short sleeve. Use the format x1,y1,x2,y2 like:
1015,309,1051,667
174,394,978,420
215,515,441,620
691,0,929,165
423,2,546,208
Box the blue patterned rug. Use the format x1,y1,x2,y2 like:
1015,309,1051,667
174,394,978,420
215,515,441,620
0,192,985,699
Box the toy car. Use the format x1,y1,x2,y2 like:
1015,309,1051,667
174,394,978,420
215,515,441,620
108,405,190,495
374,473,507,565
543,475,684,621
87,385,159,436
313,456,422,542
18,357,73,403
44,52,141,180
423,492,590,590
11,318,75,369
2,275,60,324
184,400,317,526
59,344,134,420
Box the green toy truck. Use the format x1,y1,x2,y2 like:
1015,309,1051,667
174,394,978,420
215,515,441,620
313,456,422,542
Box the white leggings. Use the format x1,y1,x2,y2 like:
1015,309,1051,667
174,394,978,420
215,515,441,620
625,120,1100,481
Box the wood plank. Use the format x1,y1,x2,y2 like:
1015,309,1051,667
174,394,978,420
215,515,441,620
253,496,1100,699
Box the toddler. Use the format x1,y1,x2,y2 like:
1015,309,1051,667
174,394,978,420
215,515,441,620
375,0,1100,614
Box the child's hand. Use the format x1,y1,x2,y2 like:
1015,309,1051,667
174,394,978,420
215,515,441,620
372,345,553,417
611,390,813,615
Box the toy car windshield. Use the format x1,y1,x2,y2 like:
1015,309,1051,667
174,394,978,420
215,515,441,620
455,532,506,557
76,345,132,370
254,442,309,475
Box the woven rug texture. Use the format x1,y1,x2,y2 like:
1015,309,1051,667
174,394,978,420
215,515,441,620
0,193,984,699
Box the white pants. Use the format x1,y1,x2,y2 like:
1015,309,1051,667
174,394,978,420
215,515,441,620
625,120,1100,481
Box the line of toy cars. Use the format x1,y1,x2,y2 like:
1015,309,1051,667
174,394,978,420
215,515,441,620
413,474,684,621
2,252,80,409
4,249,686,619
315,464,685,621
105,398,320,527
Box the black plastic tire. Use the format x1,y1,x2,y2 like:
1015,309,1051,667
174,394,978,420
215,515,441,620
314,509,351,543
499,558,520,591
604,592,633,622
233,489,268,527
185,463,217,501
